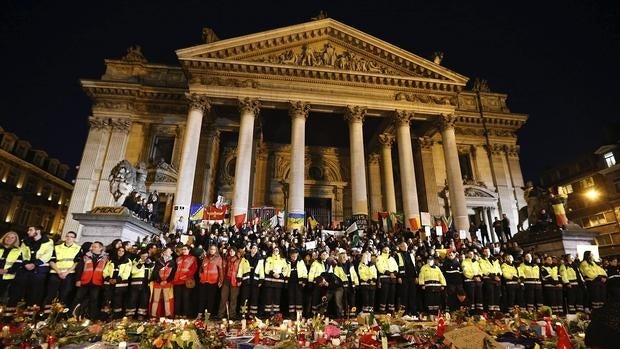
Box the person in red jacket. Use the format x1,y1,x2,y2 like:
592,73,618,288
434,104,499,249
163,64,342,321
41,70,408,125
172,245,197,318
198,245,223,318
150,246,177,318
217,246,242,319
72,241,108,320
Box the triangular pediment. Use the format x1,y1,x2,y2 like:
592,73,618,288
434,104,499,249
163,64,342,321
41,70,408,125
177,18,467,86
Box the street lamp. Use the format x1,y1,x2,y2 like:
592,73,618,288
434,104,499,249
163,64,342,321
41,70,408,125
584,188,600,201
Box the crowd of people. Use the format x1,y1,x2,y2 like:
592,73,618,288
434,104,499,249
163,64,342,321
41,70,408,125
0,221,617,323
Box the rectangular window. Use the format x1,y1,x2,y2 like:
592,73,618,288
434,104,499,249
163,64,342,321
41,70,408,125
151,136,175,164
598,234,613,246
604,152,616,168
565,184,573,194
458,154,474,181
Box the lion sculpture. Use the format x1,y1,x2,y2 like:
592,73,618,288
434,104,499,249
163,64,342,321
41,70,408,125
109,160,138,206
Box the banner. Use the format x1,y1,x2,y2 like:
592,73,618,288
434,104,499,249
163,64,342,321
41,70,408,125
351,214,368,231
205,204,228,221
420,212,431,227
379,212,389,232
308,216,319,230
345,222,358,234
287,212,304,230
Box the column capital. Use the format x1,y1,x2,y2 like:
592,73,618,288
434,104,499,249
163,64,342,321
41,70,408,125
378,133,395,147
109,118,132,133
368,152,380,165
394,109,414,127
435,113,457,132
185,93,211,113
344,105,366,124
88,116,109,130
288,101,311,119
505,144,520,158
485,143,506,156
416,136,434,150
238,97,261,115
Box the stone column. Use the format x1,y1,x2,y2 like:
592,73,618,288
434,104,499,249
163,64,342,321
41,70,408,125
288,102,310,227
93,118,132,207
170,94,210,233
367,153,382,219
345,106,369,217
232,98,260,225
505,145,525,233
62,117,111,236
378,133,397,213
437,113,469,233
395,110,421,229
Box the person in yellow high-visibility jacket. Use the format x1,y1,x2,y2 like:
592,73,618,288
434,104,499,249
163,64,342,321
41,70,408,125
461,249,483,313
102,247,132,319
560,254,584,313
479,247,502,312
284,248,307,317
46,231,81,306
418,256,446,312
333,249,359,317
375,245,398,313
308,250,329,315
501,254,520,311
0,231,24,316
518,253,543,311
580,250,607,310
357,251,377,313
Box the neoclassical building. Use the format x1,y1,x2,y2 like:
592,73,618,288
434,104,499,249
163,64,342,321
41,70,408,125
64,18,527,240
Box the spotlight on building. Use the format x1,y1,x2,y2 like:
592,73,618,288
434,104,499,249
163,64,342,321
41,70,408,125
584,188,600,201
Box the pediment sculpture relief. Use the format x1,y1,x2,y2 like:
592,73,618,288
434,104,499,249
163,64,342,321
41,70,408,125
257,42,399,75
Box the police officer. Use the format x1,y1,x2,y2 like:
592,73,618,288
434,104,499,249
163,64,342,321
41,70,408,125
560,254,583,314
442,250,464,312
333,249,359,317
501,254,520,311
518,253,543,311
541,256,562,314
263,246,288,315
0,231,24,317
462,249,483,313
20,225,54,307
237,244,264,318
357,250,377,313
396,241,418,315
479,247,502,312
376,245,398,313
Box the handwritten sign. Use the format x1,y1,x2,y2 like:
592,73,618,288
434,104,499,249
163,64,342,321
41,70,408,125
443,326,498,349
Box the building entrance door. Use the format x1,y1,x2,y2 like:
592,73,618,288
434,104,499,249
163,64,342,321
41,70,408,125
305,197,332,227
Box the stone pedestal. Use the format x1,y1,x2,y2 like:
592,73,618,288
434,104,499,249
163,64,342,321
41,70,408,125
513,225,598,258
73,207,161,246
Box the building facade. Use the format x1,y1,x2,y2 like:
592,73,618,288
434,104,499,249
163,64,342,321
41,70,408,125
540,142,620,256
63,18,527,241
0,127,73,235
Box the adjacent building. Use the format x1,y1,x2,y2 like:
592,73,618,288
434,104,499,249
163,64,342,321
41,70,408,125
0,126,73,235
63,18,528,241
540,142,620,256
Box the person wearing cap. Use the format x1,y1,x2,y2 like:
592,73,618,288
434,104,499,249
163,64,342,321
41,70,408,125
479,247,502,312
237,244,264,318
333,249,359,317
418,256,446,312
518,253,543,311
462,249,483,313
396,241,418,315
263,246,288,315
357,250,377,313
284,248,307,318
376,245,398,313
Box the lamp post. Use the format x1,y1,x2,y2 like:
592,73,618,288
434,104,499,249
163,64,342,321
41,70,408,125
583,188,620,241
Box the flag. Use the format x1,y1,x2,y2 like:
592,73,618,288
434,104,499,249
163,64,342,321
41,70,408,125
409,216,420,230
379,212,389,231
308,216,319,230
234,213,246,228
555,324,573,349
288,212,305,229
436,309,446,337
552,203,568,227
345,221,358,234
189,204,205,221
277,210,285,227
269,214,279,228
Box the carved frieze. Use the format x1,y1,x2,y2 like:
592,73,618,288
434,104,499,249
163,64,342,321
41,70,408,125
257,42,399,75
485,143,506,156
394,92,458,106
197,76,260,88
93,101,133,112
109,119,132,133
504,144,520,158
454,127,485,137
88,116,109,130
344,105,366,124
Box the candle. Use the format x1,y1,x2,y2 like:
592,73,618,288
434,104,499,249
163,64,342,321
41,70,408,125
241,318,247,331
159,317,165,324
118,341,127,349
1,325,10,338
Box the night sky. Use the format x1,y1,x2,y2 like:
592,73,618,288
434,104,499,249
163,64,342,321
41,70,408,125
1,0,619,183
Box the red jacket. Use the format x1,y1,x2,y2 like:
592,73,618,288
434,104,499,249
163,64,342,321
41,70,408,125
79,253,108,286
200,255,222,285
224,255,241,287
172,254,197,285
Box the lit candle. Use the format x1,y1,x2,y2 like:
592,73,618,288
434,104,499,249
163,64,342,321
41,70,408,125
118,341,127,349
1,325,10,338
159,317,165,324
